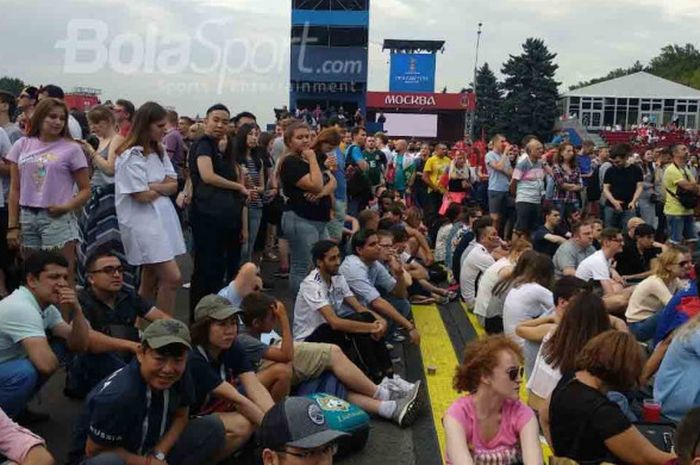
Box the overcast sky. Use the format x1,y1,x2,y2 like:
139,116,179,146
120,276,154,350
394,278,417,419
1,0,698,123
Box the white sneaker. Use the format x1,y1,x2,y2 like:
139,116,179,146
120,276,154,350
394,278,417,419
391,382,421,427
390,375,415,392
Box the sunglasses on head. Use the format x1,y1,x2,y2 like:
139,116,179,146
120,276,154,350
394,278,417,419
506,366,524,382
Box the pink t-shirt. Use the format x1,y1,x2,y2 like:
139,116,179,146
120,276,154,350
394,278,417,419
445,395,534,465
6,137,87,208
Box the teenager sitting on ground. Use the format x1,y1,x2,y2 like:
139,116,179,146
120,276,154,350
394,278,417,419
0,250,90,420
521,289,627,412
384,228,455,304
434,203,462,264
188,295,275,460
575,227,634,314
616,222,662,281
459,216,501,307
66,250,171,398
68,319,225,465
339,230,419,345
543,330,673,465
444,335,542,465
474,238,532,327
299,240,418,377
654,312,700,424
625,246,692,343
239,292,422,428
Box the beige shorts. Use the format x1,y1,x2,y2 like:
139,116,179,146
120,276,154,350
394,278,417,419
259,341,333,385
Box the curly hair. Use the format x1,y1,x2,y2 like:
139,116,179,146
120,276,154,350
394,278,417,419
453,335,523,393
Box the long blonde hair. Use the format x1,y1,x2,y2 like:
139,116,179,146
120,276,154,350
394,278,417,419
651,245,687,284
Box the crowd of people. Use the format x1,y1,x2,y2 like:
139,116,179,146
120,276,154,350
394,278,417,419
0,82,700,465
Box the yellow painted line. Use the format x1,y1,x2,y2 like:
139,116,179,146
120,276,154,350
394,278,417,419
413,304,460,464
459,300,486,337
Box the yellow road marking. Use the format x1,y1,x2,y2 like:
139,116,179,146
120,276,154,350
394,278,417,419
413,304,461,463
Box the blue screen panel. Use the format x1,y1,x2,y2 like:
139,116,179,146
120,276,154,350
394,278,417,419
389,53,436,92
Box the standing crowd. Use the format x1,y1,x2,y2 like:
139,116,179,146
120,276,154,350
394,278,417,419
0,84,699,465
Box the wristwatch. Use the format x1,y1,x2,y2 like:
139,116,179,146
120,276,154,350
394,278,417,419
152,451,166,461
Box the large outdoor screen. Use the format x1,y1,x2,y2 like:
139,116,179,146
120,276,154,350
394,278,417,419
381,113,438,138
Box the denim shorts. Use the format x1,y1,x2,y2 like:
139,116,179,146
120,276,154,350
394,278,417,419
20,207,79,249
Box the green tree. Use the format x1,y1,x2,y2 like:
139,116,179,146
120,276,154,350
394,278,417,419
474,63,502,139
0,76,26,96
499,38,560,143
648,44,700,88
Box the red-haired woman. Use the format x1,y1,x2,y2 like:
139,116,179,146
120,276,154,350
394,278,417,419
444,335,542,465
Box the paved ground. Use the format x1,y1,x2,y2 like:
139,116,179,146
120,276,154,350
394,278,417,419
28,255,448,465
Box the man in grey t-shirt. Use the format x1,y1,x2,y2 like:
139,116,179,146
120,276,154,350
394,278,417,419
552,222,595,278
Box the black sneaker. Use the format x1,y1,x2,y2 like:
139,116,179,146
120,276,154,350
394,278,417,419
16,408,50,425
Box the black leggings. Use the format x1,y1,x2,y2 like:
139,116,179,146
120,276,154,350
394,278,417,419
306,313,393,384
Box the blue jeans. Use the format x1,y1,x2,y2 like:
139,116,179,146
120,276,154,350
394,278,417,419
629,313,661,344
381,292,413,340
667,215,697,244
604,206,636,231
66,352,128,398
241,207,263,263
326,200,346,242
282,211,328,296
0,358,40,418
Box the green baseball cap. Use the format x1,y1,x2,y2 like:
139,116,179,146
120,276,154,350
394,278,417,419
194,295,242,322
141,319,192,350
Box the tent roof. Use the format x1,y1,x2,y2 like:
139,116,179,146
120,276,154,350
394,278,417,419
562,71,700,99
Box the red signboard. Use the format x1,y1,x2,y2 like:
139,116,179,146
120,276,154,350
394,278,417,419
367,91,476,111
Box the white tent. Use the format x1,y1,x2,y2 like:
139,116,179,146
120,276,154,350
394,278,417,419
560,72,700,129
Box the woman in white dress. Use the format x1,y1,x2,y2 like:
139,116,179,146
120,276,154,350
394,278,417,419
114,102,185,313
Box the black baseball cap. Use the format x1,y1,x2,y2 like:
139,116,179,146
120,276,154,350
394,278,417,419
259,397,348,450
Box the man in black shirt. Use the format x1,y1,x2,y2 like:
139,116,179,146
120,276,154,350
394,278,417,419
602,144,643,231
66,251,171,398
188,104,249,316
615,223,661,281
532,206,567,257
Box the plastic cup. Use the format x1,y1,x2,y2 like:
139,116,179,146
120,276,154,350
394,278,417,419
642,399,662,422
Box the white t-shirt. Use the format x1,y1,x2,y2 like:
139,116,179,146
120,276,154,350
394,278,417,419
575,250,611,282
503,283,554,377
294,269,354,341
474,257,513,318
626,276,680,323
527,329,561,400
459,243,495,306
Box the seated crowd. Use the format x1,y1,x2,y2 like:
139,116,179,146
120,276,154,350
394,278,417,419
0,86,700,465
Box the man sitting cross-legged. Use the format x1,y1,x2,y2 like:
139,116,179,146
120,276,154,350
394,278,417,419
66,250,171,398
238,292,422,428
